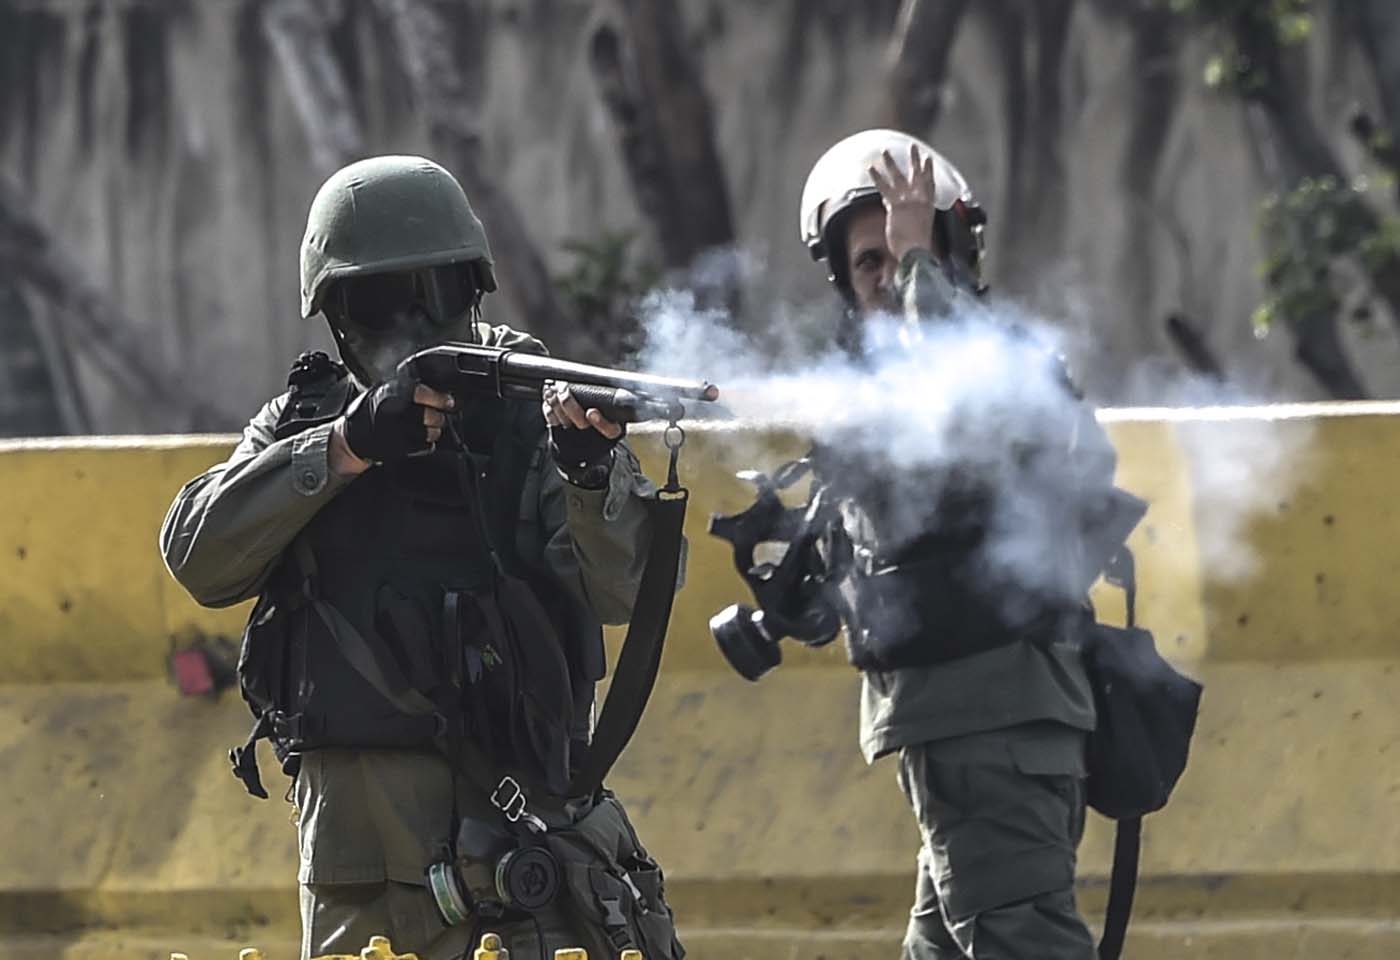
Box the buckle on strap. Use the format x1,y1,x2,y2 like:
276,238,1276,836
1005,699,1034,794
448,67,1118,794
491,776,527,821
490,776,548,833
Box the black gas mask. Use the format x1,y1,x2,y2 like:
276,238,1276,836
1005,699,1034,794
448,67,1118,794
707,457,847,681
324,263,480,387
426,779,561,927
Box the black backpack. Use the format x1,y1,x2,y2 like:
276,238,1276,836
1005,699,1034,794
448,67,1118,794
1084,546,1203,960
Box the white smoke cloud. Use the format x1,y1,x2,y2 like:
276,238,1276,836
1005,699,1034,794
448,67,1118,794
630,269,1315,604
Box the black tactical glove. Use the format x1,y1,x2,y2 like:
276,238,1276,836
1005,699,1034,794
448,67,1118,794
343,369,435,463
549,423,622,489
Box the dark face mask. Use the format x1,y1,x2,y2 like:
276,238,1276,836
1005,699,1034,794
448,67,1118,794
327,266,478,386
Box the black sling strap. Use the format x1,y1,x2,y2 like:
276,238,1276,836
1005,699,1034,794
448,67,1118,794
1098,544,1139,960
451,413,690,801
568,488,688,798
1099,815,1141,960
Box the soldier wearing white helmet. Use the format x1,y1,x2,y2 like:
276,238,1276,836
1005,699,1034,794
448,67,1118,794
797,130,1112,959
800,129,987,349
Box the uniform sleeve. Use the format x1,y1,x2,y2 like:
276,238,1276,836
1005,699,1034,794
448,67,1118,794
895,247,966,321
539,441,682,626
158,395,357,608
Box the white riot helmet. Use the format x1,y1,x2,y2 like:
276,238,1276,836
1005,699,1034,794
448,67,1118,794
799,129,988,297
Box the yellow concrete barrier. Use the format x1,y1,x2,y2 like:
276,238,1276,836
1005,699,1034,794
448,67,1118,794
2,404,1399,959
164,933,625,959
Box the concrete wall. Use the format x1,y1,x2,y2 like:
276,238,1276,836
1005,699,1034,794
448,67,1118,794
3,407,1399,958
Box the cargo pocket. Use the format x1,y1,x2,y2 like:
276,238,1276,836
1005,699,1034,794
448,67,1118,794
635,910,683,960
556,860,635,957
627,858,683,960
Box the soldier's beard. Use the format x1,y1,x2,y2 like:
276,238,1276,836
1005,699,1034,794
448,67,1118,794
334,307,475,387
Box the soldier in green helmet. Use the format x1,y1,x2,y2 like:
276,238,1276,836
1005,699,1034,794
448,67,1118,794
161,156,684,959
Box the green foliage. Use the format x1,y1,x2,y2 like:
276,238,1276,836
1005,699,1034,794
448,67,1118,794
1252,176,1400,339
1169,0,1400,382
554,231,662,359
1166,0,1313,94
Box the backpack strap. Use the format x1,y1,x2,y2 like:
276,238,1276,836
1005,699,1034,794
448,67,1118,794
1097,545,1140,960
1099,816,1141,960
1104,545,1137,628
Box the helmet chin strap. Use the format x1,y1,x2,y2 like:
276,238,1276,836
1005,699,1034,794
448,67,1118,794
466,302,484,345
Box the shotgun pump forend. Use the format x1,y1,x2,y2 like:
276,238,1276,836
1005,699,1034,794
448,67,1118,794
402,342,720,424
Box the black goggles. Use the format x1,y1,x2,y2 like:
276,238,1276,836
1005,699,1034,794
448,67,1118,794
331,264,478,333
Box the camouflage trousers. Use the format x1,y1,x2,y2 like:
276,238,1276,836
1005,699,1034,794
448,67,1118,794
896,726,1097,960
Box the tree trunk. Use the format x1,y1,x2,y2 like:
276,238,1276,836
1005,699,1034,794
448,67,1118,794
1024,0,1074,264
262,0,365,173
1229,12,1346,184
1293,309,1369,400
884,0,972,135
0,279,70,436
1164,313,1224,381
588,0,735,275
1227,10,1378,398
1119,4,1183,323
976,0,1030,285
376,0,592,357
1346,0,1400,135
0,176,231,428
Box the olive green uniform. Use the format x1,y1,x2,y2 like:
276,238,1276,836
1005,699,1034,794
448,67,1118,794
859,251,1100,959
161,323,669,959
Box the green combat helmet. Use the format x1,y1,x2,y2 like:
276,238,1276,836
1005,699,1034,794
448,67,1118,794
298,155,498,320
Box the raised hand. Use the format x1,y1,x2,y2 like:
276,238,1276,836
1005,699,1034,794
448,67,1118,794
868,142,938,264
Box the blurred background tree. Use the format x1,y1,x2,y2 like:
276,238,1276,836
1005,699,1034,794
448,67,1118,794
1,0,1398,435
555,230,661,359
1165,0,1400,397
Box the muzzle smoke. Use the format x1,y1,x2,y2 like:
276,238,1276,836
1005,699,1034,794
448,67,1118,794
630,280,1313,594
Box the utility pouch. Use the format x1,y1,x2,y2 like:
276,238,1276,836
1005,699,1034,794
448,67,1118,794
454,572,576,797
230,589,304,797
493,574,576,795
545,794,684,960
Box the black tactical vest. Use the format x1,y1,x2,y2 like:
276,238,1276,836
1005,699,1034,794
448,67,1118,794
822,459,1074,671
813,364,1115,674
282,449,499,744
231,352,598,798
